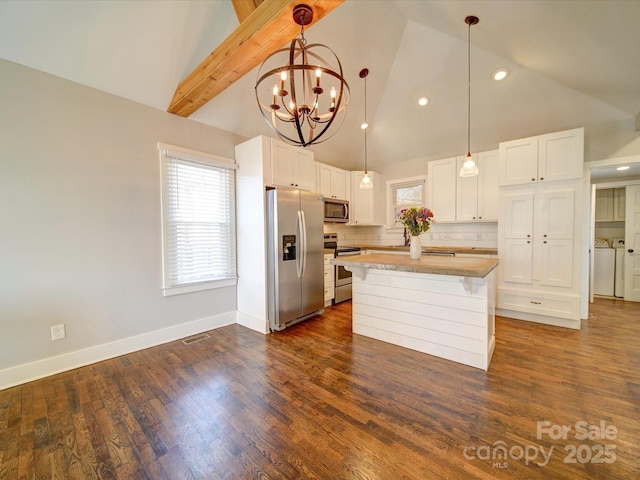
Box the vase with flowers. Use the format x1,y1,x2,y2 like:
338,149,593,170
397,207,435,259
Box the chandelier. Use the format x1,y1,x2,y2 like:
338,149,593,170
255,4,350,147
459,15,479,177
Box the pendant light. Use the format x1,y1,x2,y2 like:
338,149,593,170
255,4,350,148
460,15,479,177
359,68,372,189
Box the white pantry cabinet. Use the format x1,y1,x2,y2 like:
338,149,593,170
351,171,385,225
427,157,457,222
497,179,583,327
318,163,349,200
498,128,584,186
456,150,499,222
271,138,315,191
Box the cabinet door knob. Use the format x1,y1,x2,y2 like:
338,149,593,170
543,241,547,244
527,234,531,237
540,177,544,181
543,234,547,237
629,249,635,253
473,217,476,220
531,178,536,181
527,240,531,244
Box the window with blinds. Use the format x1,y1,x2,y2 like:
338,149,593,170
159,143,237,295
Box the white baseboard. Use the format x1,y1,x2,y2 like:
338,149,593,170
0,311,236,391
236,310,269,334
497,308,581,329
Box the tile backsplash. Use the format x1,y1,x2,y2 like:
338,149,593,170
324,222,498,248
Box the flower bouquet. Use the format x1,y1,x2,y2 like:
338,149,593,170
397,207,435,236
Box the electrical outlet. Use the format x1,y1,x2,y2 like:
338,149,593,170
476,233,482,241
442,233,450,241
51,324,66,341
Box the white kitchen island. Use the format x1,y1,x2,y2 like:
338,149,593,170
332,254,499,370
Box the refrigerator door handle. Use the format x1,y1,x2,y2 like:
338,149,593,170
300,210,307,278
296,210,303,279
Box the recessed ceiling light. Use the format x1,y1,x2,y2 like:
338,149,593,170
418,97,429,106
617,166,630,171
492,68,509,81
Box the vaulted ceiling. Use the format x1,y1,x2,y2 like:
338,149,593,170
1,0,639,172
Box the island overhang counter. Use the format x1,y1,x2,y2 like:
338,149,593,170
331,254,499,370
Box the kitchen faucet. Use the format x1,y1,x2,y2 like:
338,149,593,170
403,228,410,246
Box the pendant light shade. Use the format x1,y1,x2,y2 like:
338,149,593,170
460,15,479,177
460,153,479,177
359,68,373,189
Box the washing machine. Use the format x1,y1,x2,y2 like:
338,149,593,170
593,238,615,296
612,238,625,298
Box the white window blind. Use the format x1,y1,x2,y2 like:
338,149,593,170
159,144,237,295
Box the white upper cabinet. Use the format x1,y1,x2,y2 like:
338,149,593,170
427,157,457,222
499,128,584,186
614,187,626,221
319,163,349,200
595,187,626,222
456,150,499,222
270,139,315,191
351,171,385,225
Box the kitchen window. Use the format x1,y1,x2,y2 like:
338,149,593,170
387,175,427,227
159,143,237,296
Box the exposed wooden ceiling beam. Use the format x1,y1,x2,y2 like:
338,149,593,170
168,0,344,118
231,0,264,23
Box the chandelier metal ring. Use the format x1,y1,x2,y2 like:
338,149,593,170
255,4,350,147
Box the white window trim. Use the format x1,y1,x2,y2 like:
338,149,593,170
158,142,237,296
385,175,428,229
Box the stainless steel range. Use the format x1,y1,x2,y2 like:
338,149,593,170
324,233,361,303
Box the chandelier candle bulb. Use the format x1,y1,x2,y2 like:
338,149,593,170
280,71,286,92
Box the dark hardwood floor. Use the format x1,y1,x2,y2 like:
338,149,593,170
1,298,638,479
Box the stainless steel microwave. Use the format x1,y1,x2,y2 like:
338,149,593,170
324,198,349,223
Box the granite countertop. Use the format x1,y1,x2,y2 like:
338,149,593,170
331,253,499,278
346,244,498,255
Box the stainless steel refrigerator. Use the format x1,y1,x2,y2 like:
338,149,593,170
266,188,324,331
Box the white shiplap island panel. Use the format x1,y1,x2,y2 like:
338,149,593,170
335,254,497,370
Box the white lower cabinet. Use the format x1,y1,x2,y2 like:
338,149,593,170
497,179,583,327
324,253,335,307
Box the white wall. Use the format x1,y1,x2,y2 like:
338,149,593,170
0,59,245,388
